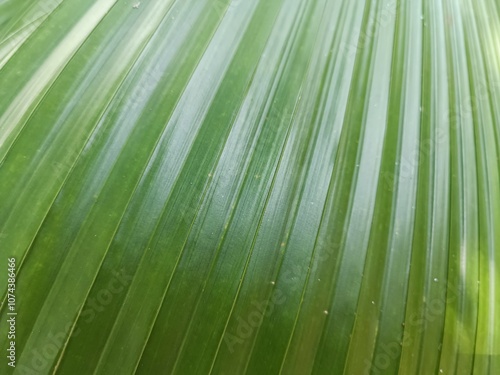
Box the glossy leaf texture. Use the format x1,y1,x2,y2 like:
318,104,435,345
0,0,499,374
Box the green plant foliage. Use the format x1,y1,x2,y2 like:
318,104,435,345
0,0,499,374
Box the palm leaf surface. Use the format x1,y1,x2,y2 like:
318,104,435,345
0,0,499,374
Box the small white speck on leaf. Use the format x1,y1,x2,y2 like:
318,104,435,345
371,301,375,305
434,278,438,282
323,310,328,315
132,2,140,9
270,281,275,285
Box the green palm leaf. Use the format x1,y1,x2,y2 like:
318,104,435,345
0,0,499,374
